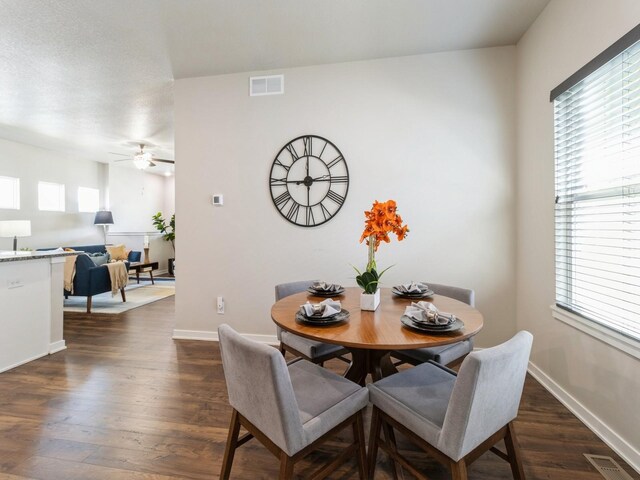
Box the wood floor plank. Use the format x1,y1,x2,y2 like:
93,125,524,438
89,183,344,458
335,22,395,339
0,295,637,479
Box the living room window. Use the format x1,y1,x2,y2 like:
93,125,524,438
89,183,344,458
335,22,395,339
0,176,20,210
38,181,65,212
552,25,640,354
78,187,99,213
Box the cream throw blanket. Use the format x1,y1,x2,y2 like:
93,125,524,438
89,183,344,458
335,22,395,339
106,261,128,296
63,255,78,293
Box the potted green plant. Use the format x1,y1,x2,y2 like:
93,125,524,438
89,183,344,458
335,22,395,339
152,212,175,275
353,200,409,311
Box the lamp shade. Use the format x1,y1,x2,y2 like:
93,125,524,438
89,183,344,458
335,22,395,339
0,220,31,238
94,211,114,225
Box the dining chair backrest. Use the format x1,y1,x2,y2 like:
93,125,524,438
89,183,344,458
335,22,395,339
218,324,305,454
424,282,475,307
275,280,317,301
275,281,317,340
438,330,533,460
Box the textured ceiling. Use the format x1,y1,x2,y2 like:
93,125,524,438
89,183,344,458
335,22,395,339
0,0,550,168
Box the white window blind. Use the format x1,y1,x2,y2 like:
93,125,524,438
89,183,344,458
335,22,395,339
554,33,640,342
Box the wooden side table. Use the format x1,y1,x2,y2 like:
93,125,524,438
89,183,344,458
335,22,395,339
129,261,159,285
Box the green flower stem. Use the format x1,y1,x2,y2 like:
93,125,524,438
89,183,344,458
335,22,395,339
366,234,376,272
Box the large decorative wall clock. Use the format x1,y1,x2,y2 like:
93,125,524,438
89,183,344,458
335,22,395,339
269,135,349,227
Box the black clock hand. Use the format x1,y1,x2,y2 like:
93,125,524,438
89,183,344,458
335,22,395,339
312,174,331,182
307,185,310,206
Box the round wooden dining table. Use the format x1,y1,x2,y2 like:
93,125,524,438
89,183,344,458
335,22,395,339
271,287,483,385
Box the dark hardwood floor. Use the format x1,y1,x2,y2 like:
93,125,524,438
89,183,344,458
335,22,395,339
0,296,637,479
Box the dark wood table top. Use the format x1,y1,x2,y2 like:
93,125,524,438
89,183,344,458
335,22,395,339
129,261,159,269
271,287,483,350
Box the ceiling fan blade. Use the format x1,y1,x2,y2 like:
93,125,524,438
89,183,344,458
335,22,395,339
109,152,129,157
149,161,157,167
152,158,175,164
113,158,131,163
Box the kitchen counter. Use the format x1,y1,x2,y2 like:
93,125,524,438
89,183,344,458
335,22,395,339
0,253,72,373
0,250,77,262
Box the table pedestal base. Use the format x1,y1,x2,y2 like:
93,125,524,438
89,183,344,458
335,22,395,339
344,348,399,386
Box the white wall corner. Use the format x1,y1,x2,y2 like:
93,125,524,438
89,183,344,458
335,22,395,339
527,361,640,474
49,340,66,354
172,329,279,346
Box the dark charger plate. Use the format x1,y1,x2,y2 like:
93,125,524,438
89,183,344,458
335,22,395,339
400,315,464,333
391,287,434,299
295,309,350,326
307,287,345,297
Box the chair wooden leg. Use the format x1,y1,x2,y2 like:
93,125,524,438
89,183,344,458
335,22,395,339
504,422,526,480
382,419,401,480
279,451,294,480
367,407,382,480
353,411,367,480
86,296,92,314
120,288,126,302
220,409,241,480
279,342,286,357
450,459,468,480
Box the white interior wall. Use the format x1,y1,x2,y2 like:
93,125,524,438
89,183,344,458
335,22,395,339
174,46,517,346
108,166,175,269
516,0,640,469
0,138,105,249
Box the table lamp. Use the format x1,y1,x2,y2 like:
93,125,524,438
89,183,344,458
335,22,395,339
94,210,114,244
0,220,32,251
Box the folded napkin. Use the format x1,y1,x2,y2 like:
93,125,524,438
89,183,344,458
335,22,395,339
311,281,342,292
403,301,455,325
396,282,428,293
300,298,342,318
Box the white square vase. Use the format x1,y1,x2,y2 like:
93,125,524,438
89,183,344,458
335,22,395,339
360,289,381,311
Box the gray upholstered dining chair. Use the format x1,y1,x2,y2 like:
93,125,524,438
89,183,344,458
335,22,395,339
218,324,368,479
391,282,476,367
367,330,533,480
275,280,350,365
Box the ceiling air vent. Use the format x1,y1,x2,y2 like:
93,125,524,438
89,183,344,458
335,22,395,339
584,454,633,480
249,75,284,96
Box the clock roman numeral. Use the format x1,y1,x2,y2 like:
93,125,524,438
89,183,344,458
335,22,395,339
326,190,345,206
326,155,343,169
286,202,301,222
274,191,291,208
303,136,312,156
270,177,287,186
274,159,291,172
306,206,315,226
320,203,332,221
286,143,300,161
330,175,348,184
318,140,328,159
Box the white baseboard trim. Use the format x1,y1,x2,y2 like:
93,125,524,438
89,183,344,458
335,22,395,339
172,329,278,346
528,361,640,474
0,352,48,374
49,341,66,354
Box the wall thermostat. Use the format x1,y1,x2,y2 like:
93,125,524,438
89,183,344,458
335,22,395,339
212,194,223,206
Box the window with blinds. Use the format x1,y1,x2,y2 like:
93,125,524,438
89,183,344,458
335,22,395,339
553,26,640,342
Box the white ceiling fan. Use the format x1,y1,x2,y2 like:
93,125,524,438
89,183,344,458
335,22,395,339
110,144,175,170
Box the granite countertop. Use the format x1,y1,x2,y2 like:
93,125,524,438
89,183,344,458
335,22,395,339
0,251,79,263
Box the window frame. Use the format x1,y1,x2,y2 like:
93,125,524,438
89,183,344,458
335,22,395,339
0,175,20,210
77,186,100,213
551,23,640,355
38,181,66,212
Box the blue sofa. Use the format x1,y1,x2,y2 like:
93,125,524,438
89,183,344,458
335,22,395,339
39,245,141,313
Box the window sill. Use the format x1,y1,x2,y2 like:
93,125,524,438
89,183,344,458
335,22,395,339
551,305,640,360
